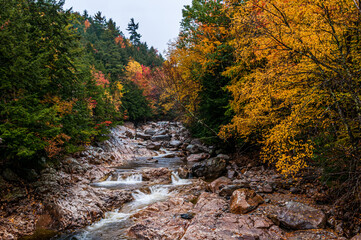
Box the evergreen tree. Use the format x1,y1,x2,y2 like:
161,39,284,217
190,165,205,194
127,18,142,45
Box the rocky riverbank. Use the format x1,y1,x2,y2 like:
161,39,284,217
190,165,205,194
0,121,360,239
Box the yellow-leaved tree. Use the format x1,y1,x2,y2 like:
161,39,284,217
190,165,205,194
220,0,361,176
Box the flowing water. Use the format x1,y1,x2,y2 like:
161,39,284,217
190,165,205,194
54,148,192,240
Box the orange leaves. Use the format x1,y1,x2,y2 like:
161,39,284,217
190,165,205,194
115,35,126,48
44,133,71,158
84,19,90,32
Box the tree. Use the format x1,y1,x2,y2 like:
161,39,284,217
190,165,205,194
127,18,142,45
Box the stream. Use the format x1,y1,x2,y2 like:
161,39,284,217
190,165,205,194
54,136,193,240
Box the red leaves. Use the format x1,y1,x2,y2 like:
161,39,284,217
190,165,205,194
91,68,110,88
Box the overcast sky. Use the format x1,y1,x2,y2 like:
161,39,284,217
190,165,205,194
63,0,192,54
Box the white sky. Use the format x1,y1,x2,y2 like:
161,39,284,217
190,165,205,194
63,0,193,54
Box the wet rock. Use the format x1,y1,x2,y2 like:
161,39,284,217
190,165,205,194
169,140,182,148
180,213,195,220
208,176,232,193
177,167,190,179
219,184,249,197
227,169,235,179
123,122,135,129
128,197,194,240
192,157,226,179
136,133,152,140
186,144,200,154
267,201,326,230
155,129,168,136
187,153,210,162
162,153,176,158
141,168,171,183
129,192,284,240
144,129,157,135
151,134,171,142
146,142,162,151
257,183,273,193
2,168,19,182
230,189,264,214
125,130,134,138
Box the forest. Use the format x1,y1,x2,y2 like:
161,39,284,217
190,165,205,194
1,0,361,239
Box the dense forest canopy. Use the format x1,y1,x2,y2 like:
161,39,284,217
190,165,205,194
0,0,165,170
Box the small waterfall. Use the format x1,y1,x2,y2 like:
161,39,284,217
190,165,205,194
93,174,143,187
131,186,173,208
171,171,191,186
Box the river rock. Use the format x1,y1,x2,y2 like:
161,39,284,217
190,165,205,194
230,189,264,214
128,197,194,240
191,157,226,179
208,176,232,193
169,140,182,148
136,133,152,140
267,201,326,230
123,122,135,129
162,153,176,158
151,134,171,142
219,183,250,197
187,153,210,162
144,129,157,135
125,130,134,138
186,144,200,154
146,142,162,151
141,167,171,183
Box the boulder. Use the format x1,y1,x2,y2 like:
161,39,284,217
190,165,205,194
146,142,162,151
267,201,326,230
230,189,264,214
218,184,250,197
208,176,232,193
155,129,168,136
186,144,200,154
125,130,134,138
169,140,182,148
123,122,135,129
187,153,210,162
141,168,171,183
144,129,157,135
136,133,152,140
191,158,226,179
151,135,171,142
